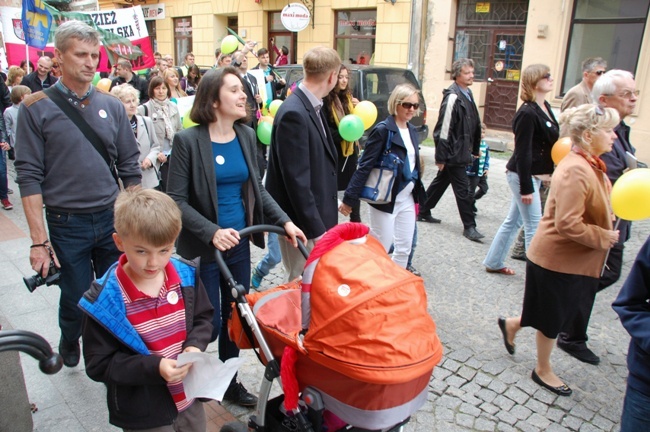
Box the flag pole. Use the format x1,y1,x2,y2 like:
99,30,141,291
25,43,29,73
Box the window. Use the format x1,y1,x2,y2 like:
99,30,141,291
173,17,192,66
453,0,528,80
335,10,376,65
562,0,650,94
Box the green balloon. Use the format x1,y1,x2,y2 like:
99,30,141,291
92,73,101,85
221,35,239,55
182,110,197,128
257,121,272,145
338,114,365,142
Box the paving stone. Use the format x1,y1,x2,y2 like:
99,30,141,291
447,347,474,362
547,407,566,423
533,388,559,405
433,366,452,381
504,386,529,404
483,359,509,375
474,418,496,431
457,365,477,381
496,410,518,425
459,402,481,417
442,358,462,373
524,398,549,415
496,423,517,432
434,406,455,422
499,369,523,385
429,379,448,396
465,357,483,369
510,404,533,421
578,423,601,432
437,394,462,410
554,396,578,411
445,386,466,399
514,420,541,432
459,392,483,406
527,412,552,429
570,404,596,422
562,415,584,431
460,381,481,395
493,394,516,411
479,402,499,416
474,371,493,387
476,388,498,403
455,413,474,429
488,379,509,394
591,414,614,431
445,374,468,388
546,424,572,432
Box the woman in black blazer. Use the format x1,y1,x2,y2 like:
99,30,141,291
482,64,558,275
167,67,305,407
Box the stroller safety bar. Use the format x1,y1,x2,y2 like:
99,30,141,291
0,330,63,374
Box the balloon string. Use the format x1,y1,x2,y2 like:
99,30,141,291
600,217,621,277
342,156,349,172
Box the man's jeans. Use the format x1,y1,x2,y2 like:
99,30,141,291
46,207,121,342
621,383,650,432
255,232,282,277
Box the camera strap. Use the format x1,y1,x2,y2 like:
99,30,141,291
44,87,122,188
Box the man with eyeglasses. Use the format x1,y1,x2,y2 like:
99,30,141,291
418,58,485,242
556,69,640,366
560,57,607,111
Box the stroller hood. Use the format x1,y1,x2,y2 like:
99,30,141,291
301,223,443,384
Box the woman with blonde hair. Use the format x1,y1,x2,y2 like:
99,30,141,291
498,103,620,396
111,84,160,189
163,68,186,100
340,83,426,268
6,66,25,89
483,64,558,275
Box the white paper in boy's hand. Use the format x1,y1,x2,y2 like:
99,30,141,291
177,353,245,401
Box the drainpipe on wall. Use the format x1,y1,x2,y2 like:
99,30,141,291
407,0,424,83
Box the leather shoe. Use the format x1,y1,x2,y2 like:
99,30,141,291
531,369,572,396
511,253,526,261
417,214,441,224
223,380,258,407
497,317,515,355
59,337,80,367
557,341,600,365
463,227,485,242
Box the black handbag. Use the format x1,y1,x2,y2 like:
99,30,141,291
360,125,402,204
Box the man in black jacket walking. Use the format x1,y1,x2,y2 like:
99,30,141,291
418,58,484,242
109,59,149,103
22,56,58,93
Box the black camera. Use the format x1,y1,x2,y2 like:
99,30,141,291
24,256,61,292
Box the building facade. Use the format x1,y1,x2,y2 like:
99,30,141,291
95,0,649,161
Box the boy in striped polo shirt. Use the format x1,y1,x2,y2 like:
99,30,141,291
80,189,214,431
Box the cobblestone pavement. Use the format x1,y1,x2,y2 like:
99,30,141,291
1,148,647,431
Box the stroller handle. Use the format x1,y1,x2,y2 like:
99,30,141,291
215,224,308,302
0,330,63,375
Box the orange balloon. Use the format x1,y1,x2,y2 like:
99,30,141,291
551,137,572,165
259,115,274,124
95,78,113,92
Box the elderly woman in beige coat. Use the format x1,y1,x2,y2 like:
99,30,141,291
111,84,160,189
498,104,620,397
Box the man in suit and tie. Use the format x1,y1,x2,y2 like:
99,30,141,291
266,47,341,280
232,51,265,176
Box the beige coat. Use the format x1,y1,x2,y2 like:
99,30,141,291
560,80,593,112
527,151,614,278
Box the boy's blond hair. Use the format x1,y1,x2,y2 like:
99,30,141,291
10,85,31,105
114,189,181,246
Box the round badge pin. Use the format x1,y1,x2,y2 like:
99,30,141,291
167,291,179,305
337,284,351,297
216,155,225,165
98,109,107,119
546,121,552,128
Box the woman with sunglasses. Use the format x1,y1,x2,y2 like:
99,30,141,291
498,103,620,396
323,64,361,222
50,58,62,78
339,83,425,269
482,64,558,276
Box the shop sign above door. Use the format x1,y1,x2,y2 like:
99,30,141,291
281,3,311,32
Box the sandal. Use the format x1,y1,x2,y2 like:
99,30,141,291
486,267,516,276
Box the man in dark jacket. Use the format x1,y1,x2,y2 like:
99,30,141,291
613,235,650,431
22,56,58,93
109,59,149,103
418,58,484,242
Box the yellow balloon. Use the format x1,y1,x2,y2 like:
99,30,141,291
221,35,239,55
551,136,572,165
182,109,197,128
96,78,113,92
353,101,378,130
268,99,283,117
611,168,650,221
259,115,274,124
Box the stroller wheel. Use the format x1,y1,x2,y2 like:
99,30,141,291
220,421,248,432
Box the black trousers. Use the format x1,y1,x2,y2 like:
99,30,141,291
558,244,625,347
420,164,476,230
468,174,489,210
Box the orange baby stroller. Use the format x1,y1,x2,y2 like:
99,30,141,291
219,223,443,432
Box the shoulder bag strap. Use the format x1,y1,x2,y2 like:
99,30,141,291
44,87,113,169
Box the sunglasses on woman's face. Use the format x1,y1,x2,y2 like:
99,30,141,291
400,102,419,110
